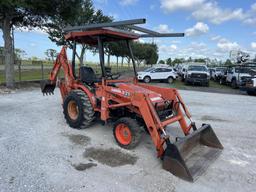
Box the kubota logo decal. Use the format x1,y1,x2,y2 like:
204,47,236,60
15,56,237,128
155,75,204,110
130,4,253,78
111,88,130,97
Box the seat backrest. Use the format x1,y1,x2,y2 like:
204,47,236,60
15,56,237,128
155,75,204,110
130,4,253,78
80,67,97,83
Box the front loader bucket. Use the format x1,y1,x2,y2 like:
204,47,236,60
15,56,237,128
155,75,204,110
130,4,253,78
163,124,223,182
40,80,56,95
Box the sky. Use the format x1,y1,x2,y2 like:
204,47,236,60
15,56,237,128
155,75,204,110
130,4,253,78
0,0,256,62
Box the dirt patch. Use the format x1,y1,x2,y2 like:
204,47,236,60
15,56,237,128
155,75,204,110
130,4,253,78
83,148,137,167
72,163,97,171
201,115,229,122
64,134,91,146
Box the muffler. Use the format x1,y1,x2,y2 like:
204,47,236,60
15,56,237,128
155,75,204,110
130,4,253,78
40,80,56,95
163,124,223,182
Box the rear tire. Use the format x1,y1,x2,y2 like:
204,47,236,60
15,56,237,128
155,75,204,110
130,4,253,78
143,76,151,83
247,90,256,96
113,117,142,149
63,90,95,129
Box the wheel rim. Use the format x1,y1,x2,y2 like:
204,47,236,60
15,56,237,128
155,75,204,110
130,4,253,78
168,78,173,83
115,123,132,145
144,77,150,83
67,100,79,120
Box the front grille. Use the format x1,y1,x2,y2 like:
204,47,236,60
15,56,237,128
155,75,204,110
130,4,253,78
241,76,253,82
191,73,207,79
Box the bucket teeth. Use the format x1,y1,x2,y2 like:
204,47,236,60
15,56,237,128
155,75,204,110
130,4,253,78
40,80,56,96
163,124,223,182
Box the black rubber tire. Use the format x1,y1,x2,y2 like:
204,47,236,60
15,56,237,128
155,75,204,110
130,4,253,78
184,79,189,85
63,89,95,129
206,81,210,87
167,76,174,84
143,76,151,83
219,78,224,85
231,79,237,89
181,75,185,82
247,90,256,96
113,117,142,149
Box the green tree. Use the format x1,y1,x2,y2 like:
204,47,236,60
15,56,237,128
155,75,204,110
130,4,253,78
0,0,82,88
105,40,158,68
188,57,192,62
194,58,206,63
46,0,112,66
158,60,165,64
172,58,183,65
15,49,26,60
0,47,26,60
144,43,158,65
45,49,57,61
30,56,39,61
166,58,172,66
224,59,232,66
130,42,158,66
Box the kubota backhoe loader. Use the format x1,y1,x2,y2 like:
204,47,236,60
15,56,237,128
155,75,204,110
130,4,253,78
41,19,223,181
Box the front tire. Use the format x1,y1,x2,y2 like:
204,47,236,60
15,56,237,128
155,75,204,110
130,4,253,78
113,117,142,149
63,90,95,129
143,76,151,83
167,76,174,84
219,78,224,85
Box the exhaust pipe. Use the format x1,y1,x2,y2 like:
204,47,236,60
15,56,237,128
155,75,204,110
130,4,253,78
163,124,223,182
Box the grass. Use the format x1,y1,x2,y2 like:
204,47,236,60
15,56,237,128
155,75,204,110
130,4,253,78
0,64,136,84
150,78,233,91
0,69,52,83
0,64,232,92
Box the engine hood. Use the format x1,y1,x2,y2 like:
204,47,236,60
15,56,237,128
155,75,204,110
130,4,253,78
187,71,209,77
187,70,208,75
115,83,164,102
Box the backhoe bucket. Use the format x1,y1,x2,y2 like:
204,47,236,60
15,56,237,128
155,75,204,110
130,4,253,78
163,124,223,182
40,80,56,95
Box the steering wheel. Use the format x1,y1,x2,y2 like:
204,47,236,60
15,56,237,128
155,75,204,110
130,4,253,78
106,72,121,80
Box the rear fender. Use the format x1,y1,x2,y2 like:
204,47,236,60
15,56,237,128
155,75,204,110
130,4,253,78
74,84,96,108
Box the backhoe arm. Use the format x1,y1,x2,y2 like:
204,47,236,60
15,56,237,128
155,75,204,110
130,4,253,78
41,46,75,95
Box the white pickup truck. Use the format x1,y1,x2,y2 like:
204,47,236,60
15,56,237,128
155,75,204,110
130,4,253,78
212,67,226,81
184,65,210,86
240,77,256,95
226,67,254,88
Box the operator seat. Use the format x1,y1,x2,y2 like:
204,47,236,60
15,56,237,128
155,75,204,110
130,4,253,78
80,66,101,84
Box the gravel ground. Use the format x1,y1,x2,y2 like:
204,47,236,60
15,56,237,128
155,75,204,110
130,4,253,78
0,88,256,192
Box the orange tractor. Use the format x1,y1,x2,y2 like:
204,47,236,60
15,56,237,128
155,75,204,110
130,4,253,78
41,19,223,181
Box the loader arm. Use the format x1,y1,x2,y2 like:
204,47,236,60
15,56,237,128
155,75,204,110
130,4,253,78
129,88,223,181
41,46,75,94
130,90,192,157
